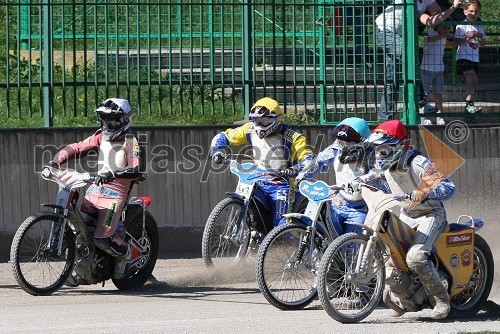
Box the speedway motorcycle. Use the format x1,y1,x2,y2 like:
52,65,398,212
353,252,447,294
255,179,347,310
10,166,159,296
316,184,494,323
201,156,307,268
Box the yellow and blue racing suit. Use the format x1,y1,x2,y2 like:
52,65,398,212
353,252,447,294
211,122,314,227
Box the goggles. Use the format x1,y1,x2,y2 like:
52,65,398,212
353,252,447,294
252,116,275,127
103,120,121,130
331,124,363,143
374,145,398,159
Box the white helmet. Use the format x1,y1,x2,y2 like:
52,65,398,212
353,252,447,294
95,98,132,141
249,97,283,139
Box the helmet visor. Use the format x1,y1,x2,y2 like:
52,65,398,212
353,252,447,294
98,100,125,113
250,105,274,117
331,124,363,143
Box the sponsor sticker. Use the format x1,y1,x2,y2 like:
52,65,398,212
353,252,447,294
449,254,459,269
446,233,473,247
461,247,471,267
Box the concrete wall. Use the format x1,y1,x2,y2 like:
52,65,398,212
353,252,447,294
0,125,499,261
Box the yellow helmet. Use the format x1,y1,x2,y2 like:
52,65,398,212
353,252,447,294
249,97,283,138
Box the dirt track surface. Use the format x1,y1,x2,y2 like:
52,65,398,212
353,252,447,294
1,257,499,334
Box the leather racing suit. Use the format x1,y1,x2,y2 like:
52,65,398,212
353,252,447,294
211,121,314,228
52,129,142,256
314,140,370,234
358,150,455,313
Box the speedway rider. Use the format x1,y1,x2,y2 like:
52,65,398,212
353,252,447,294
50,98,143,280
354,120,455,320
210,97,315,232
313,117,372,234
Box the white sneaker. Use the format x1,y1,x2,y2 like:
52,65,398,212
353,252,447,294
436,117,445,125
421,118,432,125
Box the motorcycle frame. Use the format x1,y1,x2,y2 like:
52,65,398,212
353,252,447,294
41,169,149,274
283,179,345,269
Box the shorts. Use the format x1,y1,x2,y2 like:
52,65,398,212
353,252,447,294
420,69,444,95
456,59,480,73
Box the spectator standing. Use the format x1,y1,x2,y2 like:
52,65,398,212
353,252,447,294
375,0,405,121
420,21,454,125
454,0,486,113
375,0,462,122
416,0,464,112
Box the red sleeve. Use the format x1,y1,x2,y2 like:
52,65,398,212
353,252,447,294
53,130,102,165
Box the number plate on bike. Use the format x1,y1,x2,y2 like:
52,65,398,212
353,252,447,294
236,182,253,198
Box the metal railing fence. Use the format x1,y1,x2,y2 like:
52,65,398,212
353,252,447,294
1,1,499,127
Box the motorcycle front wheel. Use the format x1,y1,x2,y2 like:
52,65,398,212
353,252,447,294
202,197,249,267
255,220,322,310
317,233,385,324
10,212,76,296
113,210,159,290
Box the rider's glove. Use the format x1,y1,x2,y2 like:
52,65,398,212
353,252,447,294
212,152,226,165
48,160,60,169
283,166,300,178
95,171,115,185
408,189,426,202
346,182,361,193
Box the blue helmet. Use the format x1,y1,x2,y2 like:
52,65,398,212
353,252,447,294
330,117,371,143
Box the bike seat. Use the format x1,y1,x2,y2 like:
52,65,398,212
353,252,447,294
448,218,484,231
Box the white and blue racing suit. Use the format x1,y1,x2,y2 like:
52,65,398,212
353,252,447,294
314,140,370,233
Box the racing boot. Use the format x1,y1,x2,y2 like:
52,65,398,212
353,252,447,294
383,287,407,317
429,292,450,320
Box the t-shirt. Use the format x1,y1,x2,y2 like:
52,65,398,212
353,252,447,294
455,20,486,62
417,0,437,13
420,29,446,72
376,5,404,34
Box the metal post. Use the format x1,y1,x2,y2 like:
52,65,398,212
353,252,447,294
318,0,326,124
242,0,253,118
42,0,53,127
20,0,29,50
405,0,418,125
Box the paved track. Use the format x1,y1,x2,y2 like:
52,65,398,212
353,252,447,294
1,257,499,334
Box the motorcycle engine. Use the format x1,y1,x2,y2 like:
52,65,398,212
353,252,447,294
386,267,412,297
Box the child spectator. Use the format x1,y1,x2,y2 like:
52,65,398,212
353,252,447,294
420,20,454,125
454,0,486,113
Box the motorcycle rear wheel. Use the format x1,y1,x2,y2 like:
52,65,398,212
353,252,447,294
449,234,494,317
255,220,322,310
202,197,250,267
317,233,385,324
10,212,76,296
113,210,159,290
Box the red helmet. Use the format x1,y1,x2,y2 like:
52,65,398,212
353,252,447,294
372,120,408,141
366,120,408,170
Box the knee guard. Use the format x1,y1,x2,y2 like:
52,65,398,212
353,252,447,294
407,248,446,296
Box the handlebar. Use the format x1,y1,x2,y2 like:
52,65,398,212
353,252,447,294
218,153,254,164
41,166,95,188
